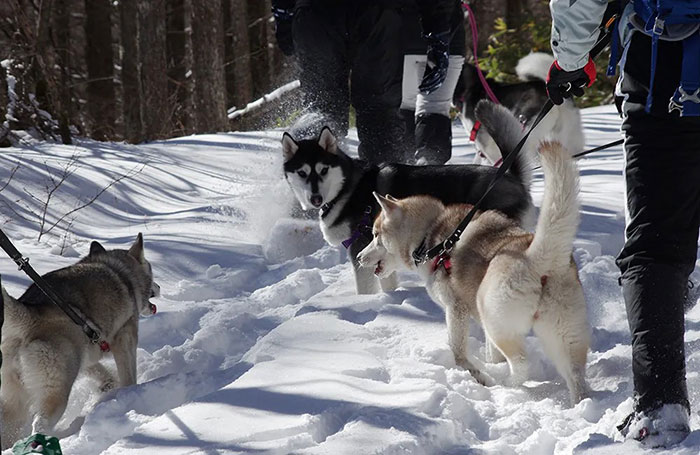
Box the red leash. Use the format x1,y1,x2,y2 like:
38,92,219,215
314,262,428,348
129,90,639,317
462,1,500,105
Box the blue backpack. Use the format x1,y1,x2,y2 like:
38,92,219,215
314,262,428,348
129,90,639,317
633,0,700,116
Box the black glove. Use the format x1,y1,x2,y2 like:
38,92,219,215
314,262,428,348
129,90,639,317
546,56,597,105
419,31,450,95
272,6,294,56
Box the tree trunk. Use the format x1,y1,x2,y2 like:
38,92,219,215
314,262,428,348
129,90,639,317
470,0,508,55
190,0,227,133
246,0,270,98
120,0,142,142
166,0,192,136
54,0,72,144
230,0,252,111
138,0,169,140
85,0,115,140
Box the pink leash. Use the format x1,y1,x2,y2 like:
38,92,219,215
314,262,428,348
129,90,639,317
462,2,500,104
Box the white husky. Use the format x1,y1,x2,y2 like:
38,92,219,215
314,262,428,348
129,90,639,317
357,141,590,405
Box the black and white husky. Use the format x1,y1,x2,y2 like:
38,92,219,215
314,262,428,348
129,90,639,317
281,102,537,294
456,52,584,166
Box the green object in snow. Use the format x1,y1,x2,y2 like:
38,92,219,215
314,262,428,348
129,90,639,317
12,434,63,455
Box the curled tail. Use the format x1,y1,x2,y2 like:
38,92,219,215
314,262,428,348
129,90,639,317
475,100,535,189
515,52,554,82
527,141,580,271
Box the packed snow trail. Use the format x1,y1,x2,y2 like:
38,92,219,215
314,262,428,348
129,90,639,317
0,106,698,454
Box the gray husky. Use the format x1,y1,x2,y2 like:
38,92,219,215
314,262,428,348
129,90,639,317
0,234,159,448
281,103,541,294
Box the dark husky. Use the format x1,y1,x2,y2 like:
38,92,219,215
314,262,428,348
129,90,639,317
281,103,536,294
456,52,584,165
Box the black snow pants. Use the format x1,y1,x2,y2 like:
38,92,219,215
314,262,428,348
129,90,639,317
616,31,700,413
292,0,405,164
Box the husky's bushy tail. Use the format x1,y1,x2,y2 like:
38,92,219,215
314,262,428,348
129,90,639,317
474,100,535,188
527,141,580,271
515,52,555,82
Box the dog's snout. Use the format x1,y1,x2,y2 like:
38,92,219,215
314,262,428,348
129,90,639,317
357,251,369,267
310,194,323,207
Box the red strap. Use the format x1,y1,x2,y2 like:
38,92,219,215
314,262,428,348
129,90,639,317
469,121,481,141
431,254,452,274
583,56,597,87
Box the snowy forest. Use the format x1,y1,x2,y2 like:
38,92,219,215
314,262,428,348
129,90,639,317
0,0,553,145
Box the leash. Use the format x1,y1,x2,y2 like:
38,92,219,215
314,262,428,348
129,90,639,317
413,26,615,265
0,229,111,352
573,138,624,159
462,1,500,104
530,137,625,171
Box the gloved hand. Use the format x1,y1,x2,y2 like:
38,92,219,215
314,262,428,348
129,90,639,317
419,31,450,95
546,56,597,105
272,6,294,56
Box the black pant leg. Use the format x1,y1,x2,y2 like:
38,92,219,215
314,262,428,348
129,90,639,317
293,4,350,138
616,32,700,413
348,3,404,164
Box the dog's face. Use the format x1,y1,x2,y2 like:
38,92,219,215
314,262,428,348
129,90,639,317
281,126,346,210
357,193,405,278
88,233,159,316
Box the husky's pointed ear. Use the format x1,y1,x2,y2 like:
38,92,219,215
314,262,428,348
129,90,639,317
318,126,338,155
282,132,299,162
373,192,400,216
128,232,145,262
89,241,106,256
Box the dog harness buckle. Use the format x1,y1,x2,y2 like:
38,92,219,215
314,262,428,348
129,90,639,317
14,255,29,271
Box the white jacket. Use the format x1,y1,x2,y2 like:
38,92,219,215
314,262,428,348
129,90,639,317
550,0,700,71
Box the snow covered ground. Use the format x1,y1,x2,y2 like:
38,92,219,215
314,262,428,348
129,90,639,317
1,105,699,454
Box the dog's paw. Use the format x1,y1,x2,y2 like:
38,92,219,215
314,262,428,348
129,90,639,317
456,358,495,387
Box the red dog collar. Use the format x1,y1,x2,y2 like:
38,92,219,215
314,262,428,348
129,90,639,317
469,121,481,142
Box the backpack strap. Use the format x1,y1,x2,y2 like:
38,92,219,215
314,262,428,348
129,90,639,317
668,32,700,116
643,12,666,113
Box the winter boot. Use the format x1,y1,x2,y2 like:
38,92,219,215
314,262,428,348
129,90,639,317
414,113,452,164
617,403,690,448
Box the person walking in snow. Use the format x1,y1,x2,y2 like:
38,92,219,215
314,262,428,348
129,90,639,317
546,0,700,447
271,0,457,165
398,0,466,164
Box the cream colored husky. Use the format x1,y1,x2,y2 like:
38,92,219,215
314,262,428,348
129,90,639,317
357,141,589,405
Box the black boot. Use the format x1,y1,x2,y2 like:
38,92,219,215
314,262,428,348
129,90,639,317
414,113,452,164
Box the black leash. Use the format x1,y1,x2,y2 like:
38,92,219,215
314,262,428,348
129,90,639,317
572,138,624,159
530,137,625,171
0,229,110,351
414,25,616,265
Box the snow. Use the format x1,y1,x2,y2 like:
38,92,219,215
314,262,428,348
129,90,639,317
1,105,700,454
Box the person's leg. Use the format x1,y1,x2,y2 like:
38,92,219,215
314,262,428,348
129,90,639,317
414,55,465,164
616,32,700,416
349,2,404,164
399,54,423,160
293,4,350,138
